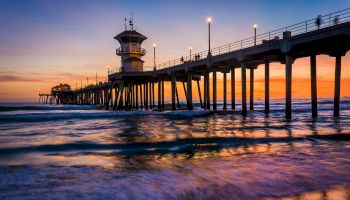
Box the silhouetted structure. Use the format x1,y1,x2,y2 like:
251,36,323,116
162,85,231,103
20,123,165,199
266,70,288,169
44,8,350,119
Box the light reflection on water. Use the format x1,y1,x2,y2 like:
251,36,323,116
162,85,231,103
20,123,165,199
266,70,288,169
0,99,350,199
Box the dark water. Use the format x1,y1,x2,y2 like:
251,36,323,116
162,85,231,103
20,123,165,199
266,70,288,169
1,99,350,200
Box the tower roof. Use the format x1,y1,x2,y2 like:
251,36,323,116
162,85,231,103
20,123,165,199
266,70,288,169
114,30,147,43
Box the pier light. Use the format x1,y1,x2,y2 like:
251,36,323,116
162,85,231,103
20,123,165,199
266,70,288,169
207,17,212,24
207,17,212,55
153,43,156,70
253,24,258,46
189,46,192,61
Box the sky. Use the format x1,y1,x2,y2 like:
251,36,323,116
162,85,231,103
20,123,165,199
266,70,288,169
0,0,350,102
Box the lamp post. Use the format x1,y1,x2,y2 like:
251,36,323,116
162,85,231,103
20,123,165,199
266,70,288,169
153,43,156,70
207,17,212,55
253,24,257,46
189,46,192,61
105,65,110,75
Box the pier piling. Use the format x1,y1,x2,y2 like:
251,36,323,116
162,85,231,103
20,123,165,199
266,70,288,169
158,81,161,111
223,71,227,110
213,70,217,110
250,68,254,111
334,55,342,117
187,72,193,110
265,61,270,114
171,74,176,110
310,55,318,118
231,67,235,110
241,63,247,116
286,55,293,119
197,80,203,108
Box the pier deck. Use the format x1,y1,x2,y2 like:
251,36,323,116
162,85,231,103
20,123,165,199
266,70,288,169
48,8,350,119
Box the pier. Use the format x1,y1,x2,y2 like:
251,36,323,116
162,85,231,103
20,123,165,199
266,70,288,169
46,8,350,119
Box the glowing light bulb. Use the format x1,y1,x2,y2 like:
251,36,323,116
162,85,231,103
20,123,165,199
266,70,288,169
207,17,212,23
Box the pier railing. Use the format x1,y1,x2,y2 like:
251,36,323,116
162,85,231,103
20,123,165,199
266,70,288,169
116,47,146,56
154,8,350,70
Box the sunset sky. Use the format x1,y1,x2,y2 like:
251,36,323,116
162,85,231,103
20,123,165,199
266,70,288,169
1,0,350,102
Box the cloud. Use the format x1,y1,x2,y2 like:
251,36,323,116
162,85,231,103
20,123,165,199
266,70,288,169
0,75,46,83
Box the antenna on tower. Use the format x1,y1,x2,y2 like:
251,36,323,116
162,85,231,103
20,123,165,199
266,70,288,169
124,18,127,30
129,13,134,30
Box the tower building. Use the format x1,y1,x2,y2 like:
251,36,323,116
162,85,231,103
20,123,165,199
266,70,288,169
114,17,147,72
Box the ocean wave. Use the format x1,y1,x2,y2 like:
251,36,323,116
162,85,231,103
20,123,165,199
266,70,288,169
0,105,102,112
0,134,348,156
0,110,213,123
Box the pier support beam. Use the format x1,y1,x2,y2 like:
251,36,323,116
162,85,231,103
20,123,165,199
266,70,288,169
213,70,217,110
203,75,207,109
149,82,151,109
145,83,149,110
265,61,270,114
150,82,153,109
171,74,176,110
118,85,124,110
223,71,227,110
162,81,165,110
250,68,254,111
187,72,193,110
205,72,210,110
241,63,247,115
286,55,293,119
231,67,235,110
152,83,155,109
136,84,139,109
310,55,318,118
183,82,187,102
175,84,180,108
334,55,342,117
197,80,203,108
158,81,162,111
140,84,143,109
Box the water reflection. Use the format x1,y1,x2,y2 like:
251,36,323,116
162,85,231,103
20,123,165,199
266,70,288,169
1,100,350,199
268,185,350,200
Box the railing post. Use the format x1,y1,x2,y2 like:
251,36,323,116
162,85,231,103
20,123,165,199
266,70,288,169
306,21,308,32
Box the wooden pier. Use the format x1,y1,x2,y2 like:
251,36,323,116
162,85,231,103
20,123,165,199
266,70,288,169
44,8,350,119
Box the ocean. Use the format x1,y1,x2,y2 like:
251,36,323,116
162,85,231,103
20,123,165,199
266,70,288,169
0,98,350,199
